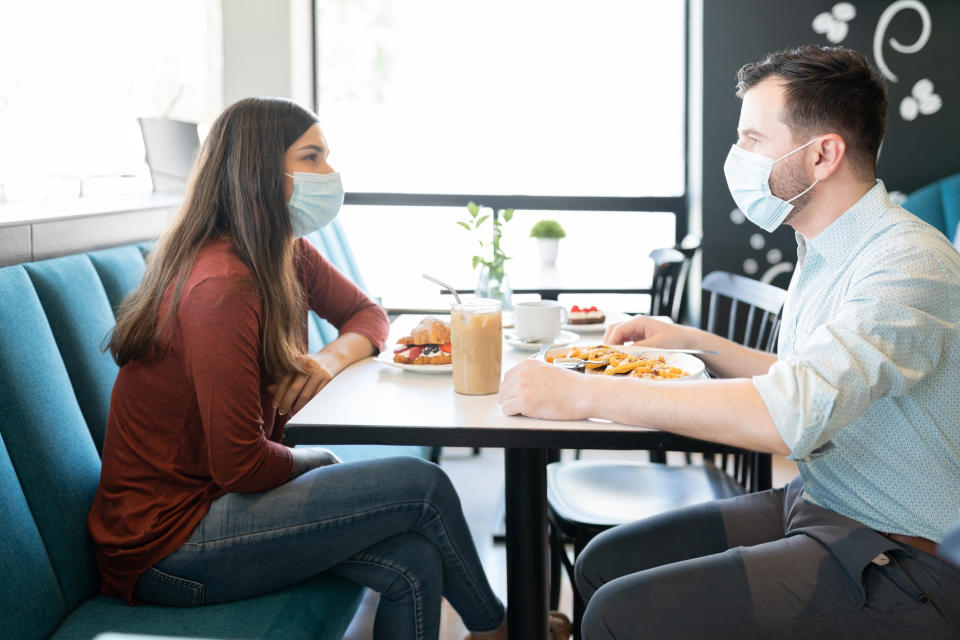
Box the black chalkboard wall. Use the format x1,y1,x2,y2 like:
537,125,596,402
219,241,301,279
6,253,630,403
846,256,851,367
699,0,960,288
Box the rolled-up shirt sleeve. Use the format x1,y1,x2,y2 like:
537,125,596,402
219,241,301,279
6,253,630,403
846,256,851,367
296,238,389,351
754,256,957,461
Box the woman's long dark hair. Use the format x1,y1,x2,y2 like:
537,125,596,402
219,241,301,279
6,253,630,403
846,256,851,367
109,97,318,382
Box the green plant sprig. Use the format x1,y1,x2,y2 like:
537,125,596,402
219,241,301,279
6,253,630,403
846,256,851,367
458,201,513,282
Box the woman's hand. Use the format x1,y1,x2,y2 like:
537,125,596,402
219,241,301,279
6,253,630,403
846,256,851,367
288,446,342,480
603,315,695,348
498,359,593,420
268,352,339,417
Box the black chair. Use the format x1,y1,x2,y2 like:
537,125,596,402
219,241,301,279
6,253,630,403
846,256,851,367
671,233,701,323
648,247,688,323
547,271,787,637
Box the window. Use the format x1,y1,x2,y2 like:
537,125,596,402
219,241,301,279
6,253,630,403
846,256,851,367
0,1,221,201
316,0,686,308
316,0,685,197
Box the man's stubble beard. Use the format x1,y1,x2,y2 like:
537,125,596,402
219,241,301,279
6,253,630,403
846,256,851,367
771,154,816,227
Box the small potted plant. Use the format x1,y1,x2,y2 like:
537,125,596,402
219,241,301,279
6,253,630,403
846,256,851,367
529,219,566,266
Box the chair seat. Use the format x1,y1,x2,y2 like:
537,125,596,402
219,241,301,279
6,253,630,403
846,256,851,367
547,460,746,529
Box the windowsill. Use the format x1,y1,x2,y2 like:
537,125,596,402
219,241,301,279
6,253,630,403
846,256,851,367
0,192,183,229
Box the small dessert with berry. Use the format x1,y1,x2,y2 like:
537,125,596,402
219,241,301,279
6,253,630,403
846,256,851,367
393,317,453,365
568,305,605,325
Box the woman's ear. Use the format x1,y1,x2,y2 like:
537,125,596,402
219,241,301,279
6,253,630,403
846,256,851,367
813,134,846,181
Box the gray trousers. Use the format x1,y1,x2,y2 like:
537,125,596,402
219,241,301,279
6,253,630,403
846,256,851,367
574,476,960,639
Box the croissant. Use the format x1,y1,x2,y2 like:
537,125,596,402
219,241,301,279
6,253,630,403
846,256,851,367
396,317,451,346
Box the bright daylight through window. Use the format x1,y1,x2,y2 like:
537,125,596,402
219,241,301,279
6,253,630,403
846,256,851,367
316,0,686,307
0,1,221,202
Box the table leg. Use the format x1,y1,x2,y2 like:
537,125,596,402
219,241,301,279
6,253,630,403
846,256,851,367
504,447,549,640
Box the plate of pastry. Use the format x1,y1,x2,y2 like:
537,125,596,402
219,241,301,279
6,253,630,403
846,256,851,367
562,307,631,333
378,317,453,373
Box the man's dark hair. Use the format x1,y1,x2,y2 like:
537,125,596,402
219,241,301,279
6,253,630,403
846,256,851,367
736,45,888,180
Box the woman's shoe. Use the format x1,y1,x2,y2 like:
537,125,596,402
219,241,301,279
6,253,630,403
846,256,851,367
549,611,572,640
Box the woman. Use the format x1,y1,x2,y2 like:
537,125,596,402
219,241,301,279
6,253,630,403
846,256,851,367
88,97,507,640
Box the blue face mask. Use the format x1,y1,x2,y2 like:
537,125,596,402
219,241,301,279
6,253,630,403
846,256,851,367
284,171,344,237
723,138,820,232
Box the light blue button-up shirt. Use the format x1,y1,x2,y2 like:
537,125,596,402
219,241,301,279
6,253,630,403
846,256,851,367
753,181,960,542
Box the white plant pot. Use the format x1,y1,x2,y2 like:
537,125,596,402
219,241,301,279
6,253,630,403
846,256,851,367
537,238,559,266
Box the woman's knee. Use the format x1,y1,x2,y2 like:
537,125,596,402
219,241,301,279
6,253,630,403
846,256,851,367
384,456,458,502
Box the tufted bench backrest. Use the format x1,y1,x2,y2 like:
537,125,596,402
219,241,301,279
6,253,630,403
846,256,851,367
0,266,104,635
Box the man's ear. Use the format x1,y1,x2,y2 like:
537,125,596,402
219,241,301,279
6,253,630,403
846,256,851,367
812,134,845,181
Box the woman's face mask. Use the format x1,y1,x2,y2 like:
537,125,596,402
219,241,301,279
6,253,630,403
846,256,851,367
723,137,821,232
284,171,344,237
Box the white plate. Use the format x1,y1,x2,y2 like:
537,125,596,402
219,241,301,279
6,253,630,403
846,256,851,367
542,345,705,381
376,349,452,373
504,329,580,352
562,310,632,334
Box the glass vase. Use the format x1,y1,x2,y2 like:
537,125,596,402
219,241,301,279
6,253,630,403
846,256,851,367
475,264,513,311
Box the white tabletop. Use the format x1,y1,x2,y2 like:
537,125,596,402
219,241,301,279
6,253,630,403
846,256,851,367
281,315,726,454
291,315,649,433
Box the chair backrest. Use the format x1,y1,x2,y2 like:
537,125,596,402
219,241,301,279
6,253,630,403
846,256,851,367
676,233,701,259
701,271,787,353
700,271,787,492
903,172,960,243
648,247,689,323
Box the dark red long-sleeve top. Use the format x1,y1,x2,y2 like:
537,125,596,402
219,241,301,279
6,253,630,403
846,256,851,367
88,237,388,603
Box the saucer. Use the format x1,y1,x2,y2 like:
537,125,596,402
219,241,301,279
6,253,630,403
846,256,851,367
504,330,579,351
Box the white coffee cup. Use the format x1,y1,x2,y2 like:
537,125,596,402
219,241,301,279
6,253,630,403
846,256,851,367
513,300,567,342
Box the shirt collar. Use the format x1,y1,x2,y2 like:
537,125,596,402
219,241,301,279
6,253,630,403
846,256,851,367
804,180,890,266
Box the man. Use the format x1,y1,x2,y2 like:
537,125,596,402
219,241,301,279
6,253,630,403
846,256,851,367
498,45,960,637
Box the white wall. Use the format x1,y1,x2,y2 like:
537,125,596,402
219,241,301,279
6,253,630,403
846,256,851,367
221,0,314,109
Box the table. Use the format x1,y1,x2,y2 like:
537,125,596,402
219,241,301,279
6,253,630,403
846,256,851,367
286,316,766,639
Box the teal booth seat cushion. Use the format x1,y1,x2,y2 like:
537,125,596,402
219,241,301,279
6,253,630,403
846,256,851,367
903,172,960,243
51,575,364,640
23,254,120,453
0,431,69,640
87,245,148,311
0,265,103,611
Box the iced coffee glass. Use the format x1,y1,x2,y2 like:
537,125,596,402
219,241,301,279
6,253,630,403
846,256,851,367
451,299,502,395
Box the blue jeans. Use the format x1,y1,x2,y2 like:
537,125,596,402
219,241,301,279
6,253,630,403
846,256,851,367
135,456,505,640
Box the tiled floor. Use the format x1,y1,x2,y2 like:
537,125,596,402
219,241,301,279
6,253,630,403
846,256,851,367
343,448,799,639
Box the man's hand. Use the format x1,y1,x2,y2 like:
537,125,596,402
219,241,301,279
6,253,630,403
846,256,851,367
603,315,696,348
498,359,593,420
268,352,339,417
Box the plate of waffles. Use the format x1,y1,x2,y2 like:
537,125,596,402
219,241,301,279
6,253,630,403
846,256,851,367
542,344,705,381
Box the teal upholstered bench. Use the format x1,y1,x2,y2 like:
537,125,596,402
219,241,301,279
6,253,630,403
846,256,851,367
0,221,427,639
903,172,960,244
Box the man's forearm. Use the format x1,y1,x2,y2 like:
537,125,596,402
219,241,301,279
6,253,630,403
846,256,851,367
676,327,777,378
583,375,791,455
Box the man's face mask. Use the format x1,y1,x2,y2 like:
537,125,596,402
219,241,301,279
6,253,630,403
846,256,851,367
723,137,821,232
